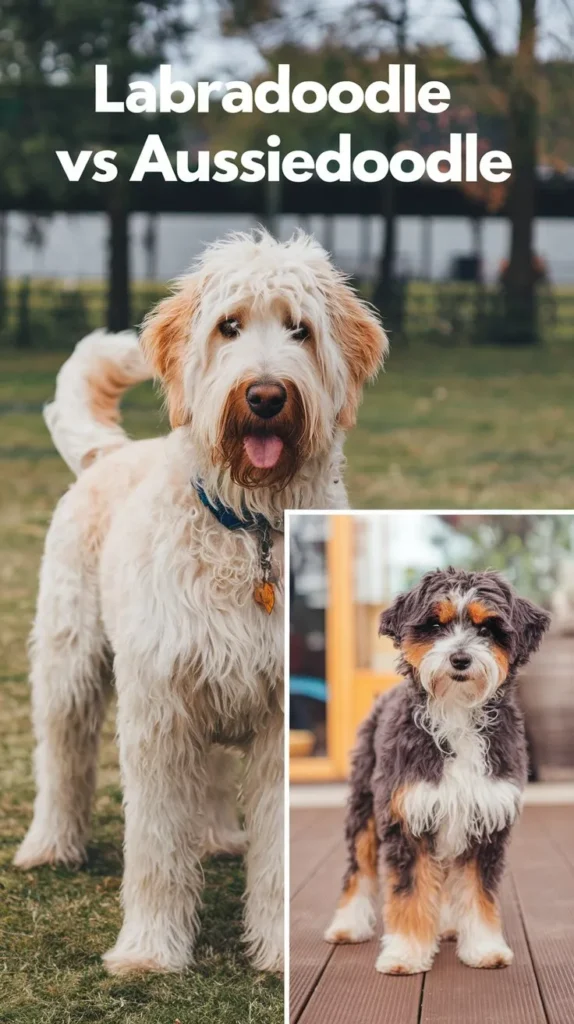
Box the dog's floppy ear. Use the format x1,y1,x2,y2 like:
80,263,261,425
140,276,200,429
330,282,388,429
379,593,409,646
511,596,551,668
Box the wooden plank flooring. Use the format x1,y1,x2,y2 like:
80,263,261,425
290,805,574,1024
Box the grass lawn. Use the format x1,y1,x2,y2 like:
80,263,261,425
347,335,574,509
0,359,282,1022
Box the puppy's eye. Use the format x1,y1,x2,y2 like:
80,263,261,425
478,624,491,637
287,321,310,342
219,317,241,339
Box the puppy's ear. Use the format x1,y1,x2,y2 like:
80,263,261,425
330,283,388,429
511,596,551,668
379,593,408,646
140,276,200,429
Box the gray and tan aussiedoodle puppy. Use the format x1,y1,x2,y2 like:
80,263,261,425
325,568,550,975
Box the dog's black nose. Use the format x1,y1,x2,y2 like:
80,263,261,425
246,382,286,419
450,652,472,671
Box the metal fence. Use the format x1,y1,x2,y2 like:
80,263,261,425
0,278,572,349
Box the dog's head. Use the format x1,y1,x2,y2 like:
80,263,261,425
379,568,550,707
141,231,387,491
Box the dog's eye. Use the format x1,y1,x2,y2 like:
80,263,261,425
287,321,310,342
219,317,241,338
478,624,491,637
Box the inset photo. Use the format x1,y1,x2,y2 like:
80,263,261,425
288,512,574,1024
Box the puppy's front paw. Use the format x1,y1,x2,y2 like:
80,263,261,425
375,934,436,975
324,893,376,945
457,937,513,969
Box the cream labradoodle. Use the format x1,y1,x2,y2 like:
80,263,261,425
14,230,387,975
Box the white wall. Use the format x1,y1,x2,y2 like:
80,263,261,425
5,212,574,285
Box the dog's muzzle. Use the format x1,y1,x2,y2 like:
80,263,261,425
216,377,308,488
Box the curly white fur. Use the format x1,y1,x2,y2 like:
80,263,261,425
406,703,522,860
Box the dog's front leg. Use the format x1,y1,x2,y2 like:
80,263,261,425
450,836,513,969
376,841,443,975
103,662,207,976
242,709,284,972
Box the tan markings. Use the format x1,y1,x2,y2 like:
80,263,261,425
492,644,509,681
477,952,510,969
338,817,379,909
436,599,456,624
389,785,410,824
384,852,444,945
105,956,169,976
460,860,500,929
86,358,134,427
80,443,124,471
140,279,201,428
338,872,358,908
355,817,378,880
467,601,496,625
402,638,433,669
329,283,388,429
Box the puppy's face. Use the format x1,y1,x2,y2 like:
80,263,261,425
380,569,550,708
140,231,387,490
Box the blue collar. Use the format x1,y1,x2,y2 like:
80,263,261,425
193,480,282,533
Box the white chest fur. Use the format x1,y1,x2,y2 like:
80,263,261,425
100,476,284,725
402,722,522,860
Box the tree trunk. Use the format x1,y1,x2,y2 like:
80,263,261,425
372,121,400,327
106,180,130,332
105,36,131,333
502,82,537,344
501,0,538,344
0,211,7,330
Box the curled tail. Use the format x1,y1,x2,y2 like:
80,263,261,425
44,330,152,475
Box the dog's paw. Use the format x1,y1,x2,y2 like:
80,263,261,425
245,926,284,973
249,947,284,973
324,895,376,945
103,945,190,976
375,934,435,975
204,827,248,858
457,938,513,969
13,833,85,871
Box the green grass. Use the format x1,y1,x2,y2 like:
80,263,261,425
346,335,574,509
0,360,282,1022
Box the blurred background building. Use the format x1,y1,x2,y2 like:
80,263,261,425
289,513,574,782
1,0,574,345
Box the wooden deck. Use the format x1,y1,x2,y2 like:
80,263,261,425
290,805,574,1024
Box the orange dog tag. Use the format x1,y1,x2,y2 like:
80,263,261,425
254,581,275,614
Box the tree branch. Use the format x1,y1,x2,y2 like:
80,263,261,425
456,0,501,63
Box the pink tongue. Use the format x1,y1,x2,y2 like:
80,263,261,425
244,434,284,469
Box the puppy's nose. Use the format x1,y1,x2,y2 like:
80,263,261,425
246,382,287,419
450,652,472,672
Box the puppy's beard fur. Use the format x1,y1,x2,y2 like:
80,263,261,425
418,649,503,709
214,379,309,490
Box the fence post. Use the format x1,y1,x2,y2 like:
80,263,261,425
15,276,31,349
